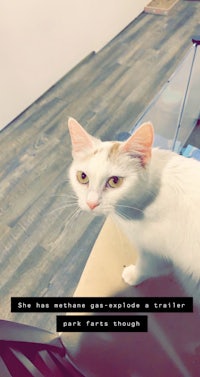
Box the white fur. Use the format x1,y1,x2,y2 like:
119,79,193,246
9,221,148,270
69,136,200,298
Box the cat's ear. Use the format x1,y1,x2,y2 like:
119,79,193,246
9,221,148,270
122,122,154,166
68,118,98,155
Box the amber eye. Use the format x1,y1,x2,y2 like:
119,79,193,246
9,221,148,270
107,176,123,188
76,171,89,184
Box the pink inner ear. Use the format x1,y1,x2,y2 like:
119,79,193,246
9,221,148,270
122,122,154,165
68,118,94,153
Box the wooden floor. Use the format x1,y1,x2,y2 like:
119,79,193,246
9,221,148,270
1,0,200,333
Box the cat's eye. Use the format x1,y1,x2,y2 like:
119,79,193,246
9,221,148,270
107,176,123,188
76,171,89,184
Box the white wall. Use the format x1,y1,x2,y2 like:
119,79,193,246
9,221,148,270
0,0,147,130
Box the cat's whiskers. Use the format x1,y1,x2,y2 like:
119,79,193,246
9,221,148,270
64,207,81,230
54,207,81,244
116,204,144,214
117,211,133,222
45,203,78,216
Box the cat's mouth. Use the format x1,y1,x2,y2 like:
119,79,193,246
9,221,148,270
81,201,112,216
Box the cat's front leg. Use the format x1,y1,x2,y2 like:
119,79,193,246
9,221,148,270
122,251,172,286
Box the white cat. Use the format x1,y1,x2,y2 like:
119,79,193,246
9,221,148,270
68,117,200,295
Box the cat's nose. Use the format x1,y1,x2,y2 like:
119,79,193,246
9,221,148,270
86,200,100,210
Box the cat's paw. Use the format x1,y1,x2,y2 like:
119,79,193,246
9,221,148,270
122,265,140,286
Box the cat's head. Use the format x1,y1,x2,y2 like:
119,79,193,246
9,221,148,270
68,118,153,216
